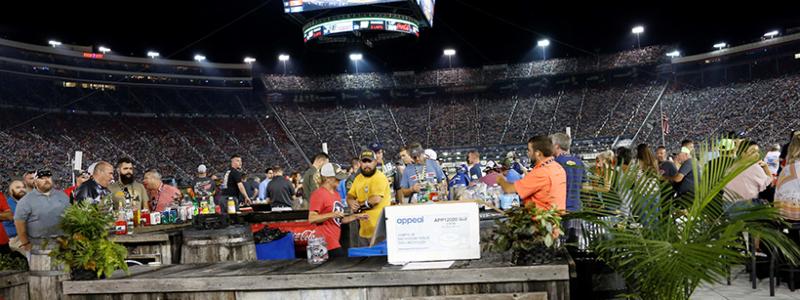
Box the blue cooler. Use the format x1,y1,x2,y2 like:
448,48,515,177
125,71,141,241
256,232,296,260
348,241,388,257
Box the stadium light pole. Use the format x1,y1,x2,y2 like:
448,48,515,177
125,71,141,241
278,54,290,74
632,26,644,49
48,40,62,47
443,49,456,68
713,42,727,51
764,30,779,39
666,50,681,58
537,39,550,60
98,46,111,54
147,51,160,59
350,53,363,74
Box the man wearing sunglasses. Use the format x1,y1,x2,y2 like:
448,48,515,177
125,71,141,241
14,169,70,253
346,150,391,245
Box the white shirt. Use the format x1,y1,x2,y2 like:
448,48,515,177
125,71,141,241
764,151,781,176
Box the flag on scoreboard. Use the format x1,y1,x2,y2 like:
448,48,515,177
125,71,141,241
661,113,670,135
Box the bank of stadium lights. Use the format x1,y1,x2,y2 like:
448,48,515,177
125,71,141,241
713,43,728,50
147,51,160,59
48,40,62,47
443,49,456,68
243,57,256,64
631,26,644,48
666,50,681,58
194,55,207,62
98,46,111,54
537,39,550,60
764,30,779,39
350,53,363,73
277,54,290,74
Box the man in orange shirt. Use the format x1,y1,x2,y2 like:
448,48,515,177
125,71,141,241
498,135,567,211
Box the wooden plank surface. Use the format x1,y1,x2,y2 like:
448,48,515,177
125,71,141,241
63,262,569,295
112,232,171,243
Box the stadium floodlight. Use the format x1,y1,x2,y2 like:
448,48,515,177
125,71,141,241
537,39,550,47
278,54,290,74
243,57,256,64
147,51,160,59
537,39,550,60
443,49,456,68
350,53,363,73
631,26,644,48
666,50,681,58
713,43,728,50
48,40,62,47
194,54,206,62
349,53,363,61
764,30,779,39
98,46,111,54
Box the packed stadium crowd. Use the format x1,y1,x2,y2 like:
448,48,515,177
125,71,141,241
261,45,670,91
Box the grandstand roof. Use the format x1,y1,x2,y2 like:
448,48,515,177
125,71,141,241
1,2,797,74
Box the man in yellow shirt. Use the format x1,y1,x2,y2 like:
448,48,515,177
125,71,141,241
347,150,391,244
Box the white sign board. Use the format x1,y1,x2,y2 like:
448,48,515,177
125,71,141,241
385,202,480,265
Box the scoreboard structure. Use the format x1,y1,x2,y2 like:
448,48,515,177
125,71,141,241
283,0,436,46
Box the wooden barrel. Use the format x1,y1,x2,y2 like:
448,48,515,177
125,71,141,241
29,248,67,300
181,226,256,264
0,271,29,300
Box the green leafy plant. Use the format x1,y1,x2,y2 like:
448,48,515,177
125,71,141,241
0,252,28,271
572,138,800,300
50,201,128,279
488,204,563,265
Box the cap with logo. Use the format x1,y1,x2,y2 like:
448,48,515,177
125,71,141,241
35,169,53,179
320,163,349,180
360,149,376,162
197,164,207,173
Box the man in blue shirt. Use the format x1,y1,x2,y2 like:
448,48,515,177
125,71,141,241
550,133,585,212
3,180,25,242
500,158,523,183
467,150,483,179
257,168,274,201
399,144,446,203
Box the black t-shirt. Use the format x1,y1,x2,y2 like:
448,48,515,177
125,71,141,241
659,161,679,192
192,177,216,197
267,176,295,208
73,179,110,205
223,169,243,199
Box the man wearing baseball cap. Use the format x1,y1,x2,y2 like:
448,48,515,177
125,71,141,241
14,169,70,252
309,163,368,257
399,143,446,204
346,150,392,244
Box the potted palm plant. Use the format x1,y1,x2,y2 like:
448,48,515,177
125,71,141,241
488,204,564,265
50,201,128,280
572,138,800,300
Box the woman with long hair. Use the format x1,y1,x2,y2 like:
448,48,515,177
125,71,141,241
635,143,660,175
776,132,800,220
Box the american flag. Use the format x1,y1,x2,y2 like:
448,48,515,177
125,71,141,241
661,113,670,135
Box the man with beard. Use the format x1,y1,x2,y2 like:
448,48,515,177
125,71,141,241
497,136,567,211
14,169,70,252
346,150,391,244
74,161,114,206
22,171,35,193
109,157,149,211
3,180,25,250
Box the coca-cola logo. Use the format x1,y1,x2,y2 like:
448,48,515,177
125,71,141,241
295,229,317,242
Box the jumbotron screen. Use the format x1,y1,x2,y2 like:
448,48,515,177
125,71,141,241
283,0,404,13
303,16,419,42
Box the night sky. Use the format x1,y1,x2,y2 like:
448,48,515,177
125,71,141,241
1,1,798,75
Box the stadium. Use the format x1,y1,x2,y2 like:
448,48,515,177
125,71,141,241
0,2,799,299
